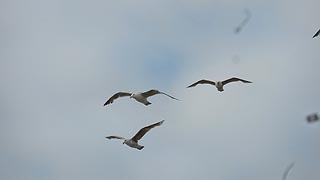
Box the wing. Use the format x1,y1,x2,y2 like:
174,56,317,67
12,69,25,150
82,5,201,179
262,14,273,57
159,91,179,100
105,136,126,140
141,89,160,97
313,29,320,38
222,77,252,85
142,89,179,100
103,92,132,106
282,163,295,180
141,89,179,100
131,120,164,142
186,79,215,88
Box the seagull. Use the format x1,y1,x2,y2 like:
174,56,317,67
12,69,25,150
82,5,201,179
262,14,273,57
313,29,320,38
282,162,295,180
234,8,251,34
187,77,252,92
106,120,164,150
103,89,178,106
306,113,319,123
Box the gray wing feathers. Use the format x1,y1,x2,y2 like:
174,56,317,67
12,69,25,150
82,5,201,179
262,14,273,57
131,120,164,142
141,89,160,97
104,92,132,106
222,77,252,85
187,79,216,88
159,92,179,100
142,89,178,100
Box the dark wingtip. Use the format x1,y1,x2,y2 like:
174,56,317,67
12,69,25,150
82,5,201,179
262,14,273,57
104,99,114,106
159,120,165,125
313,31,319,38
103,101,109,106
138,146,144,150
240,78,252,83
172,96,180,101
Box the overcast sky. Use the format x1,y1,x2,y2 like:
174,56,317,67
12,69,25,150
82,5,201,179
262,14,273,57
1,0,320,180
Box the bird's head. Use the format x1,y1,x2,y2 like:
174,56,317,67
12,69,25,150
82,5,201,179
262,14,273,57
123,140,127,144
130,94,134,98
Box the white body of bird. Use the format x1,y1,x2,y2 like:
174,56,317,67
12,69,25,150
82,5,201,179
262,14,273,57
124,139,144,150
131,93,151,105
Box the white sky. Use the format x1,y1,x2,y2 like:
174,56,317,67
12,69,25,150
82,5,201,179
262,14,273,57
1,0,320,180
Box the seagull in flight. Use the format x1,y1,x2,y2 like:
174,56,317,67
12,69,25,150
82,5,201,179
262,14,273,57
103,89,178,106
234,8,251,34
313,29,320,38
282,162,295,180
306,113,319,123
106,120,164,150
187,77,252,92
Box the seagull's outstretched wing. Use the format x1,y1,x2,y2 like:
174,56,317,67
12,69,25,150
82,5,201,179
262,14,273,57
222,77,252,85
282,162,295,180
131,120,164,142
104,92,132,106
313,29,320,38
142,89,179,100
106,136,126,140
187,79,216,88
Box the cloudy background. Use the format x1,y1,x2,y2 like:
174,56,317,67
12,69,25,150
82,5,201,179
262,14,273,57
1,0,319,179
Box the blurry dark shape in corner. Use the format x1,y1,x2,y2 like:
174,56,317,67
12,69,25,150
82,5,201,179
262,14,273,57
313,29,320,38
282,162,295,180
234,8,251,34
306,113,319,123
